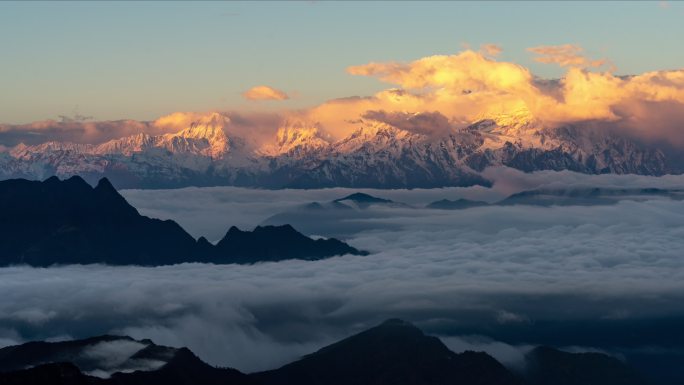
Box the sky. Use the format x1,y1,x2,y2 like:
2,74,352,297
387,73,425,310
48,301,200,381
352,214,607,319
1,1,683,124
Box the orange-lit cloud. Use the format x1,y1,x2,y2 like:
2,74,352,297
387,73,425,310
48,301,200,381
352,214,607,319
311,47,684,143
527,44,608,69
4,46,684,148
480,43,503,58
347,50,533,92
153,111,219,131
0,119,157,146
243,86,290,101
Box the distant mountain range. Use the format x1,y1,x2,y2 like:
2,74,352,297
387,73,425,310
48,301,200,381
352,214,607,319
262,192,408,236
260,188,684,237
0,110,677,188
429,187,684,209
0,319,647,385
0,176,365,267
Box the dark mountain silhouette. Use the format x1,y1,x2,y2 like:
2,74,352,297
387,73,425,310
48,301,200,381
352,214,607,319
0,176,365,267
426,198,490,210
499,187,684,206
254,319,521,385
105,347,256,385
0,362,98,385
334,192,393,205
214,224,368,264
334,192,412,209
261,192,409,238
0,335,138,373
523,346,647,385
0,321,651,385
0,336,254,385
426,188,684,209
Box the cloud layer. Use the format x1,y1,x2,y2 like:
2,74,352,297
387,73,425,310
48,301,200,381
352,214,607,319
2,170,684,373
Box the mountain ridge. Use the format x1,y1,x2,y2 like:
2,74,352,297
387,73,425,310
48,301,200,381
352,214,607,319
0,320,648,385
0,112,675,188
0,176,365,267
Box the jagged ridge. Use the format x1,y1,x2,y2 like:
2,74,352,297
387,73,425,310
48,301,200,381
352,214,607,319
0,112,674,188
0,176,365,267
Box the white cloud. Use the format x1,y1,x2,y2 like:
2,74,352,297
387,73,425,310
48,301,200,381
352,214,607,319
440,336,534,371
2,170,684,373
80,340,146,374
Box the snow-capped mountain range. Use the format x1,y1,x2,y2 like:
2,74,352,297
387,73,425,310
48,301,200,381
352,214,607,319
0,111,674,188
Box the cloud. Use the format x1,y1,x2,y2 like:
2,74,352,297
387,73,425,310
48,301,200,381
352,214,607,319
152,111,224,131
0,110,286,149
480,43,503,58
3,46,684,148
121,166,684,240
243,86,290,101
80,340,146,373
335,48,684,143
441,336,534,371
361,110,453,137
346,50,533,93
527,44,608,69
0,119,158,146
2,171,684,373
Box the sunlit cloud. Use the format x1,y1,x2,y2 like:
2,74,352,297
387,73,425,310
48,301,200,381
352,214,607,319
3,170,684,372
329,47,684,143
3,46,684,148
243,85,290,101
527,44,608,69
480,43,503,58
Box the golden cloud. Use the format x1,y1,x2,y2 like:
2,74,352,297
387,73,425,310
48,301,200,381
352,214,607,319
5,45,684,148
527,44,607,69
243,86,290,101
303,47,684,142
480,43,503,58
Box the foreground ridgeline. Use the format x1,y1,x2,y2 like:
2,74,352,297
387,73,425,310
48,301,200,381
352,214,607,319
0,176,365,267
0,319,646,385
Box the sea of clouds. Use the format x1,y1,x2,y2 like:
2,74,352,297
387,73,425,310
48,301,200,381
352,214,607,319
1,167,684,372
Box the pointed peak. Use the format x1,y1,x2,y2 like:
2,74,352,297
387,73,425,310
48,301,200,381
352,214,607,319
95,177,116,192
260,120,331,156
224,226,243,237
171,113,231,158
196,236,214,248
372,318,423,334
380,318,413,327
334,192,392,204
64,175,90,187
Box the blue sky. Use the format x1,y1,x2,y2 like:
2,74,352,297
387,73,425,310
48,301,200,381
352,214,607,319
1,1,682,123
